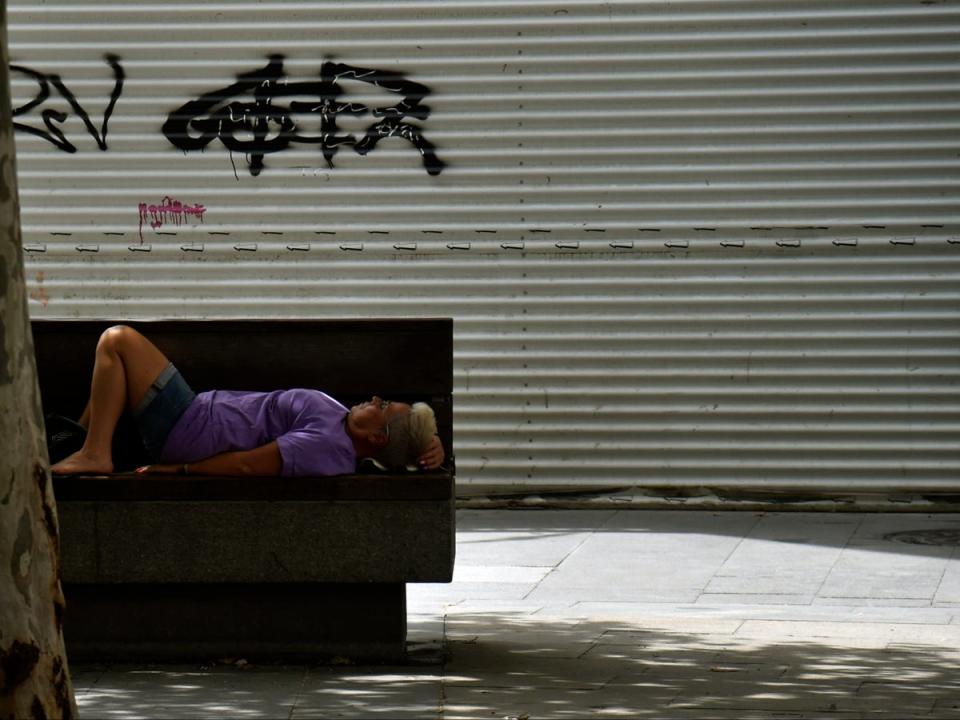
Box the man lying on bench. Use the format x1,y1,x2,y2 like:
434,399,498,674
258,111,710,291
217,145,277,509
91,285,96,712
50,325,445,477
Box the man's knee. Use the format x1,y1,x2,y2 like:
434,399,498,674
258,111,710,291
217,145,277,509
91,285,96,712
99,325,134,352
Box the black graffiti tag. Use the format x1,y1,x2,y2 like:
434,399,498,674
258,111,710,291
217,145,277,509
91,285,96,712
162,55,444,177
11,54,125,153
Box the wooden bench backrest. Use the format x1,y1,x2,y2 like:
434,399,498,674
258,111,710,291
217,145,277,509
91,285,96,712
32,319,454,472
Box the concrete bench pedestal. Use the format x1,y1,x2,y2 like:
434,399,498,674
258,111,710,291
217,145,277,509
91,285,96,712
65,583,407,662
54,473,455,662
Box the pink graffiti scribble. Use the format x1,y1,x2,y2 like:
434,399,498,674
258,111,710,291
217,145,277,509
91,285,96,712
137,196,207,241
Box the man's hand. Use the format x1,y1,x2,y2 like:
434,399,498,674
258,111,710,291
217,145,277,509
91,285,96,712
135,443,281,476
135,464,180,474
419,435,445,470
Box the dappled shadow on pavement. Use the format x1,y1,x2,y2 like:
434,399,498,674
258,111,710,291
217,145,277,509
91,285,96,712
74,611,960,719
72,663,307,719
439,613,960,719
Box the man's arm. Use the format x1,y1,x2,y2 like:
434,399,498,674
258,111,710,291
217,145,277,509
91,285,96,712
136,441,283,476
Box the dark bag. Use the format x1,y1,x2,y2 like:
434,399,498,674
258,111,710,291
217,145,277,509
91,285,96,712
45,413,87,464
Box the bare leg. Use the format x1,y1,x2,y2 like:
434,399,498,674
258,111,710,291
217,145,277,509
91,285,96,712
52,325,171,475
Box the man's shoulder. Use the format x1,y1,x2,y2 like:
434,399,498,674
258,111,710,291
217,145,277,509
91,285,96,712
281,388,346,410
274,389,348,433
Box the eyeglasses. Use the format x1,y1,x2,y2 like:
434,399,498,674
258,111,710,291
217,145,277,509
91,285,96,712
378,398,392,439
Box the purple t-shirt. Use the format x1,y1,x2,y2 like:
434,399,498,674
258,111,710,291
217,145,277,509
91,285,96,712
159,389,356,477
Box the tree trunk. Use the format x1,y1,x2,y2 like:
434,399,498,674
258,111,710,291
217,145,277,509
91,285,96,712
0,2,79,717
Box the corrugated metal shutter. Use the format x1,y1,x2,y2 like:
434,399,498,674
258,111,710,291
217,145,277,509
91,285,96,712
8,1,959,489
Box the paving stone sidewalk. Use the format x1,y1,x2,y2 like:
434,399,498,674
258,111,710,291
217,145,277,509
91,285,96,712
74,509,960,719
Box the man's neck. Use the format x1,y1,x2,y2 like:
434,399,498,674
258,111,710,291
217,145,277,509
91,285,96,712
345,417,375,458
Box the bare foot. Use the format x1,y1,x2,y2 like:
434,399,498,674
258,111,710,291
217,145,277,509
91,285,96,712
51,448,113,475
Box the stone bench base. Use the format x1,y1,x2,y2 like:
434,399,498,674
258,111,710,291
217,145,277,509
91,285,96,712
55,473,454,662
64,583,407,662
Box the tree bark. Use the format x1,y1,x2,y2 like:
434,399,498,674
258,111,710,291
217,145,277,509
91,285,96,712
0,2,79,717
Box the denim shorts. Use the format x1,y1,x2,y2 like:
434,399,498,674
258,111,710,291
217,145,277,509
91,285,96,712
133,363,196,463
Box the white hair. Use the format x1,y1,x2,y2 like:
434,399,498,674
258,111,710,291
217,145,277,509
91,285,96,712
373,402,438,470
